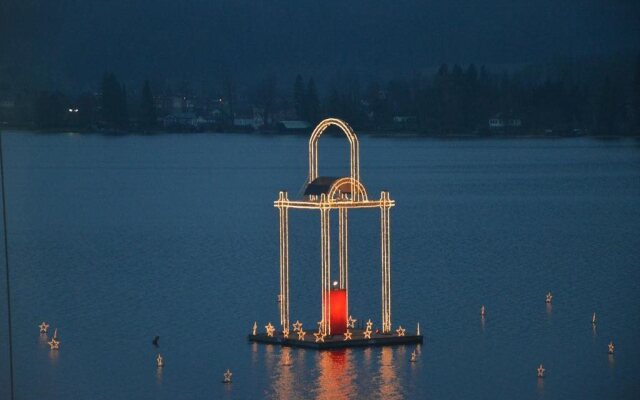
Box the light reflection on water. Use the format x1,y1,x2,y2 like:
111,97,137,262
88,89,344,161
267,346,411,400
377,347,402,400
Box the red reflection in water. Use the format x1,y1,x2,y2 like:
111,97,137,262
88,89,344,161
316,349,357,399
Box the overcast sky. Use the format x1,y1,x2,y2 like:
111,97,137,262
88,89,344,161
1,0,639,91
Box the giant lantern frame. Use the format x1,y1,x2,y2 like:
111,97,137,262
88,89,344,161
274,118,394,336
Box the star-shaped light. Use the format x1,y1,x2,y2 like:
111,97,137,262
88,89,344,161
48,337,60,350
283,327,290,339
608,341,615,354
363,329,372,339
223,369,232,383
396,326,406,337
366,319,373,330
545,292,553,303
314,330,326,343
347,315,357,329
343,329,353,341
156,354,164,367
292,320,302,332
252,321,257,335
39,321,49,334
265,322,275,337
297,329,306,340
537,364,545,378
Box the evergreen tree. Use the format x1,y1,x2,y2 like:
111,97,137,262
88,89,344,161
293,74,305,119
100,72,127,129
120,83,129,128
305,78,319,123
596,76,617,134
140,80,156,130
633,54,640,133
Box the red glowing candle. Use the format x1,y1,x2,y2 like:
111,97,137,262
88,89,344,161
329,288,347,335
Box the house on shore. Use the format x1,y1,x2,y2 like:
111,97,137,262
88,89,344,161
489,114,522,131
276,120,310,132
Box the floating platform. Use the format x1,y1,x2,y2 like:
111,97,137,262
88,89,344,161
248,329,423,349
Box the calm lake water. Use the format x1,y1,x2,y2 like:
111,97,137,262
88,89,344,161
0,131,639,399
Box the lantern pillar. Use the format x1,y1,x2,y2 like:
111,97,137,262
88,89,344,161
320,194,331,335
339,207,349,325
380,191,392,333
277,191,290,330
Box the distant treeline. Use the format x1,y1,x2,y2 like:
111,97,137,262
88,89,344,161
1,55,639,135
317,56,640,135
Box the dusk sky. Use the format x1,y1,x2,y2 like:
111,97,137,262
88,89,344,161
2,0,640,91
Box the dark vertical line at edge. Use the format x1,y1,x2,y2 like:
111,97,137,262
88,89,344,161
0,132,15,400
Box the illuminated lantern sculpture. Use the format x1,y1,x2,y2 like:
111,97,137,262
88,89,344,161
274,118,394,336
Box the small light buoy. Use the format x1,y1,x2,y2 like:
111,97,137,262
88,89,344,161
252,321,257,335
156,354,164,367
410,350,417,363
39,321,49,334
608,341,614,355
223,369,232,383
537,364,545,378
592,312,597,325
480,305,486,316
545,292,553,304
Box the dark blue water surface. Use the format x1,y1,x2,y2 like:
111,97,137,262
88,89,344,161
0,131,639,399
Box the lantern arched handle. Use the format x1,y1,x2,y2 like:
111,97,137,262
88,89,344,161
308,118,359,184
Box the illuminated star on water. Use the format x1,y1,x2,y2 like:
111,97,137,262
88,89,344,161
48,337,59,350
347,315,357,328
545,292,553,304
314,330,326,343
39,321,49,334
265,322,275,337
297,329,306,340
608,341,615,354
156,354,164,367
363,329,372,339
283,327,290,339
292,320,302,332
396,326,406,337
537,364,545,378
343,329,353,341
366,319,373,330
223,369,232,383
